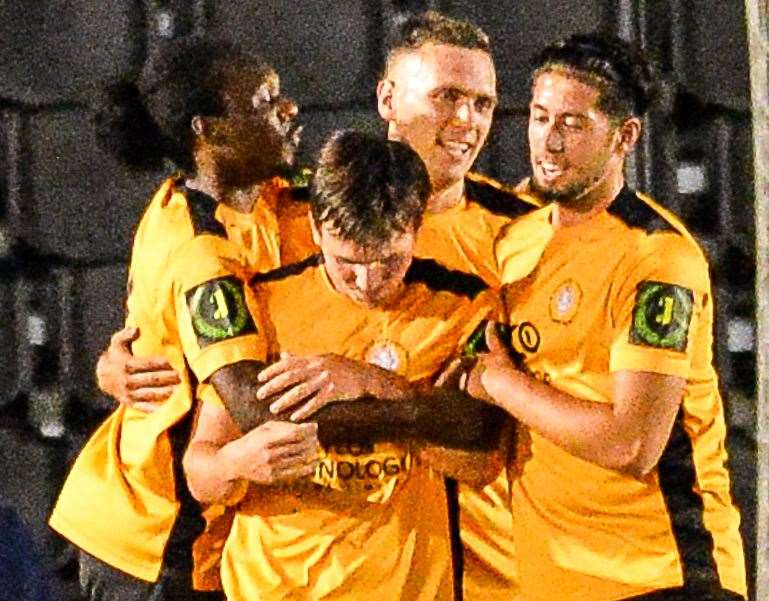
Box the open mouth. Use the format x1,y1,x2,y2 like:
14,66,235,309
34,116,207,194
537,160,565,180
440,139,474,160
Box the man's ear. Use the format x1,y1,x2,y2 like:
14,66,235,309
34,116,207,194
309,210,322,246
615,117,642,155
377,79,396,121
191,115,206,136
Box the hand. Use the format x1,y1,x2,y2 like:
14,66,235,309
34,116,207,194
434,357,471,389
257,352,391,422
96,327,181,412
465,322,518,404
222,421,319,485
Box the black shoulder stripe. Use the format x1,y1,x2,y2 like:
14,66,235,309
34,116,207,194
464,177,538,219
405,258,487,299
250,253,323,286
607,187,678,235
287,185,310,202
184,187,227,238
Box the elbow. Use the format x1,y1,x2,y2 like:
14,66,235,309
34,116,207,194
181,446,208,504
182,443,225,505
608,439,657,479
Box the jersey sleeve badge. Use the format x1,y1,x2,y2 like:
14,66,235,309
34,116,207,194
186,276,256,346
629,281,694,352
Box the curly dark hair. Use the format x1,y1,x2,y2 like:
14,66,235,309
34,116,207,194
531,32,659,120
386,10,490,70
311,130,431,246
92,36,271,172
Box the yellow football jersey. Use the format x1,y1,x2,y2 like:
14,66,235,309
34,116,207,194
495,187,747,600
415,172,547,601
49,177,307,582
212,256,497,601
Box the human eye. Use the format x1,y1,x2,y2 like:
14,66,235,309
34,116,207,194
530,108,548,123
476,96,495,112
436,88,462,103
562,115,584,129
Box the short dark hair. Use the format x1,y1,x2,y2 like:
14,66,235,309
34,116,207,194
386,10,490,69
531,32,658,120
311,130,431,246
93,37,272,172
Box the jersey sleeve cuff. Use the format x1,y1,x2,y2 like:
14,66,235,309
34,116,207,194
609,346,692,379
188,334,268,382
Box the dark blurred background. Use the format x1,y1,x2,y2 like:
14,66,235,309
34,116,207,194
0,1,757,599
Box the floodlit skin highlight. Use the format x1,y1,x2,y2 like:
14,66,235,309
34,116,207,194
378,42,497,211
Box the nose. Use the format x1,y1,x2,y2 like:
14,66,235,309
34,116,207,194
352,264,370,291
544,123,564,153
278,97,298,123
451,99,474,128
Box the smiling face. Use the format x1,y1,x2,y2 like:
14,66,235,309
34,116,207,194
528,69,626,206
198,67,302,187
378,43,497,193
313,220,416,309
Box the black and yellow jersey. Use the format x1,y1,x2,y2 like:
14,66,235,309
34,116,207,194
205,256,497,601
49,176,312,582
415,172,548,601
495,186,746,600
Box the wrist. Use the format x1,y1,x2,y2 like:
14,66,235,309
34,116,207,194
484,364,524,401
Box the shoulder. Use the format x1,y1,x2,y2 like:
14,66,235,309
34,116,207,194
178,183,228,238
464,172,541,219
404,258,488,300
612,190,711,292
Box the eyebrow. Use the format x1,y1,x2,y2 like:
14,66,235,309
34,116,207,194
434,85,497,104
338,254,398,265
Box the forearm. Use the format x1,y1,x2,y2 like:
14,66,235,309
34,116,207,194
418,446,503,487
183,441,246,505
483,368,641,471
210,361,271,432
312,388,508,451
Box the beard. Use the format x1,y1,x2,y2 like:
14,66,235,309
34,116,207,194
530,170,607,211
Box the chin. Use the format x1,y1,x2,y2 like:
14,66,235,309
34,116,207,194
531,177,583,203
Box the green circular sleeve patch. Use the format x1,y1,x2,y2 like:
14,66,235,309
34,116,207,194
629,281,694,352
186,276,256,345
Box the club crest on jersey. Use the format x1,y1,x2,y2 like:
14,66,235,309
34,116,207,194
630,281,693,352
365,340,408,373
549,279,582,324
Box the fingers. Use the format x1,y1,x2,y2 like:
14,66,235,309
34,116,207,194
257,361,317,400
271,460,318,482
110,326,140,350
128,385,177,404
268,372,329,417
435,358,465,388
258,421,318,447
131,401,160,413
257,353,300,383
485,321,505,354
125,369,181,390
125,356,177,375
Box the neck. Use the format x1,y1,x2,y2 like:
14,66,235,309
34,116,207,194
385,125,465,214
427,178,465,213
185,170,263,214
552,164,625,229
